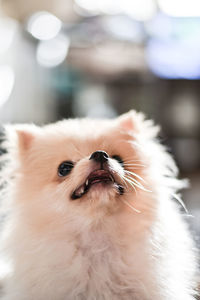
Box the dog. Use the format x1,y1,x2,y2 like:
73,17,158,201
0,111,198,299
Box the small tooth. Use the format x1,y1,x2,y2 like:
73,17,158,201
86,179,89,186
80,186,84,194
75,185,85,196
72,184,85,200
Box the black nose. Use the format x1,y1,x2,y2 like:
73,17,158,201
89,151,109,163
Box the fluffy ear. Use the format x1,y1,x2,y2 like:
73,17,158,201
16,129,34,152
118,110,160,138
117,110,143,132
15,125,39,153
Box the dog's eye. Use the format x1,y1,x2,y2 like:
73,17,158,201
112,155,124,166
58,161,74,177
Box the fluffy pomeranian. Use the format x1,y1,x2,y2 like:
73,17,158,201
0,111,198,300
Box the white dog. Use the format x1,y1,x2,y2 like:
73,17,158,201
0,111,198,299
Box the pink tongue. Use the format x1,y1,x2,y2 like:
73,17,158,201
90,178,105,184
89,176,111,184
73,170,113,198
91,170,108,176
88,170,111,182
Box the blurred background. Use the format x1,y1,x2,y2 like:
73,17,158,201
0,0,199,244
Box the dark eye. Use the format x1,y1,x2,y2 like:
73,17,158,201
112,155,124,167
58,161,74,177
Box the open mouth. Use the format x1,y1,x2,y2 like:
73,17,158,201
71,169,124,200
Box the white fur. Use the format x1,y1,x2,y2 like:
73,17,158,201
0,111,198,299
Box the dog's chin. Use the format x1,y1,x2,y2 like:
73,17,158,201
76,182,122,212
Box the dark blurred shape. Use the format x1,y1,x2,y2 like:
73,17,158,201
0,126,6,156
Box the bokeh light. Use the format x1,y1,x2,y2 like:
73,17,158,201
36,34,70,68
27,11,62,40
146,15,200,79
0,66,15,108
75,0,156,21
0,18,18,55
146,38,200,79
158,0,200,17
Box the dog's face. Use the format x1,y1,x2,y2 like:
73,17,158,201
13,111,154,235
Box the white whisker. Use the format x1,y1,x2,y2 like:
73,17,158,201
121,199,141,214
125,175,152,193
123,158,145,163
172,193,188,214
124,170,146,183
123,176,138,195
123,163,146,168
120,176,129,189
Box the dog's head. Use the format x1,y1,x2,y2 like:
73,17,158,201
8,111,167,236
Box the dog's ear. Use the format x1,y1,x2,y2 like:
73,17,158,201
16,129,34,152
118,111,134,131
117,110,144,132
118,110,160,138
15,125,40,154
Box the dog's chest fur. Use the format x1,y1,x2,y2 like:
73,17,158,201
6,221,158,300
